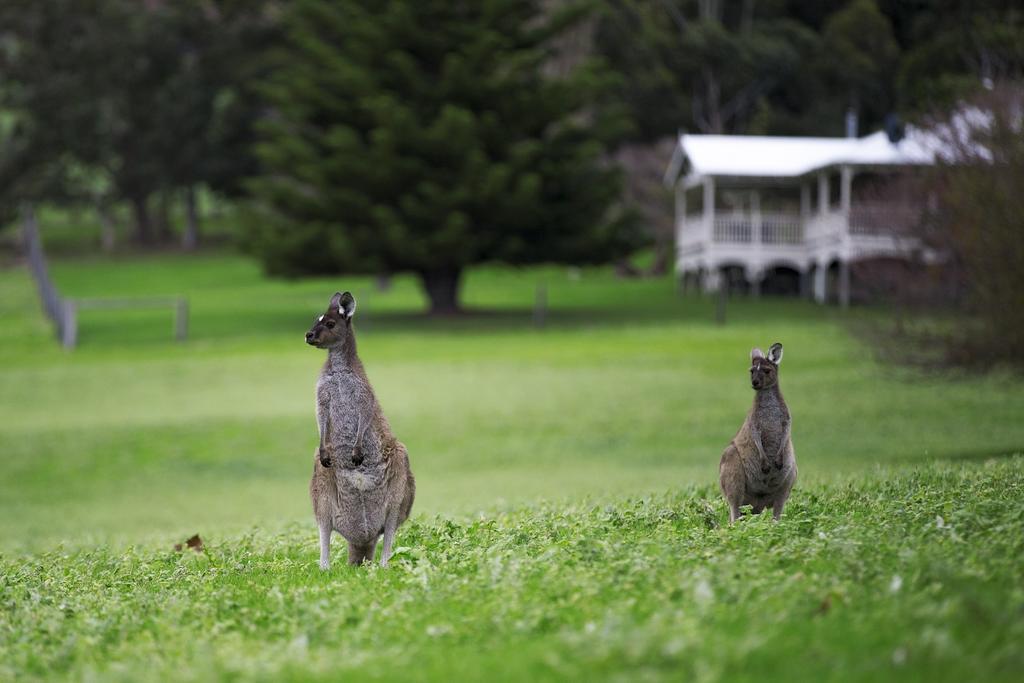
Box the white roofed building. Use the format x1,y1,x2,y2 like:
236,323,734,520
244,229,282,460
663,129,942,304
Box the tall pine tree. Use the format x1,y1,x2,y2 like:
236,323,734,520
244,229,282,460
247,0,637,314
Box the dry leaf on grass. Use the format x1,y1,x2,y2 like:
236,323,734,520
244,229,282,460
174,534,204,553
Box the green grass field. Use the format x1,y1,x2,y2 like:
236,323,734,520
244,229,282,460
1,253,1022,681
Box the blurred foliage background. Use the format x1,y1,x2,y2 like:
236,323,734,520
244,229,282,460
2,0,1022,296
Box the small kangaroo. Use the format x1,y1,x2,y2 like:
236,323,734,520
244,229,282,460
719,342,797,523
306,291,415,569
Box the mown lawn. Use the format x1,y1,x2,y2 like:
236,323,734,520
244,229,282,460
2,254,1022,551
1,252,1022,681
2,460,1022,682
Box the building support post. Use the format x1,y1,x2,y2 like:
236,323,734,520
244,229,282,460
838,259,851,308
674,180,686,291
704,264,720,293
813,262,827,304
751,189,762,244
840,165,853,235
702,177,715,244
840,166,852,213
750,188,762,298
675,180,687,243
818,173,829,216
799,267,811,299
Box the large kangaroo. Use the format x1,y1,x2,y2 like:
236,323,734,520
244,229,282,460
306,291,415,568
719,342,797,523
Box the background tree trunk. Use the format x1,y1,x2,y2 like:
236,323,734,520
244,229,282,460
647,240,670,276
419,268,463,315
154,191,173,243
131,195,153,244
97,201,117,252
613,138,676,275
182,186,199,251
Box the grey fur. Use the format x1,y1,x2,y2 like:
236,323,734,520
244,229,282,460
719,342,797,523
306,292,415,569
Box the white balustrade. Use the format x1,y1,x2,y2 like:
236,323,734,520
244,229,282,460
680,203,916,256
709,212,802,244
713,216,753,243
760,213,803,244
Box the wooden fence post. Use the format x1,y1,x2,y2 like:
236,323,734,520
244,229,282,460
533,283,547,328
175,297,189,341
61,299,78,349
716,283,727,326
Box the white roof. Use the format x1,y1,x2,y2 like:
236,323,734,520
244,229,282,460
666,129,941,184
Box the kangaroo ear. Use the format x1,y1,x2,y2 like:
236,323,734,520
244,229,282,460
768,342,783,365
337,291,356,319
751,347,765,361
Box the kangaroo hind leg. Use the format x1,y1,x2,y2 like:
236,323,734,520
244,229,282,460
347,540,377,566
380,514,400,567
318,523,332,571
719,445,745,524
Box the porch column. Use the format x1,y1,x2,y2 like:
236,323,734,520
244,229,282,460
702,176,716,243
749,267,762,298
800,183,810,220
813,261,827,304
674,180,686,280
674,180,686,243
702,264,721,293
838,259,851,308
799,266,812,299
817,173,829,216
750,189,762,298
843,165,851,216
750,189,762,244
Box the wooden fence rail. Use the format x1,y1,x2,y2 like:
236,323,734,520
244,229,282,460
21,205,188,349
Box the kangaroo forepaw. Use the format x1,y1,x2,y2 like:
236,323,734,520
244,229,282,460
317,448,333,471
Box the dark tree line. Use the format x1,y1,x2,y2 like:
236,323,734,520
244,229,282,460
0,0,274,247
1,0,1022,313
596,0,1024,139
